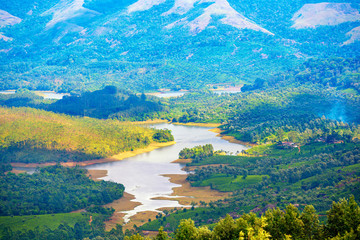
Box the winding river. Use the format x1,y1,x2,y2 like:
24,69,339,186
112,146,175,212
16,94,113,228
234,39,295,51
84,123,248,222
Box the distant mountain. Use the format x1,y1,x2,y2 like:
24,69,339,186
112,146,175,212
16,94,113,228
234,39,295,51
0,0,359,92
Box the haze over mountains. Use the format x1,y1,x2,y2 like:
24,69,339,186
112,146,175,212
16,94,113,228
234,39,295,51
0,0,359,92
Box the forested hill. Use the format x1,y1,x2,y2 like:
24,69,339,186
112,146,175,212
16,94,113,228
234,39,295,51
47,86,163,120
0,0,359,92
0,107,173,163
0,86,164,121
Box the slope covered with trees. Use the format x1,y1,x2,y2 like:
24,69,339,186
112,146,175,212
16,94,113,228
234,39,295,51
140,197,360,240
0,106,172,163
0,0,359,92
2,196,359,239
0,165,124,216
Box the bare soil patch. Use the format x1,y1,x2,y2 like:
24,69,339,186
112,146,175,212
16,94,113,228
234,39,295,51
153,174,229,205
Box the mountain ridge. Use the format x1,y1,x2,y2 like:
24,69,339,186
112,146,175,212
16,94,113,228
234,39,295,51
0,0,359,92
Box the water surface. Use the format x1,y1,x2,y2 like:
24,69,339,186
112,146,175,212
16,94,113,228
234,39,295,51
85,123,247,222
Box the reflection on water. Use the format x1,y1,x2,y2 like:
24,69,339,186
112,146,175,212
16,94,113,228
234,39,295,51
213,90,241,95
0,90,69,99
85,123,247,222
40,92,70,99
155,92,186,98
0,90,15,94
154,90,241,98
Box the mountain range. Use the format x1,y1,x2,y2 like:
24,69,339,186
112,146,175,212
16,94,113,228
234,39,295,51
0,0,359,92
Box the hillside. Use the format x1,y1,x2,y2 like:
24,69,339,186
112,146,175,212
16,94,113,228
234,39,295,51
0,106,173,163
0,0,359,92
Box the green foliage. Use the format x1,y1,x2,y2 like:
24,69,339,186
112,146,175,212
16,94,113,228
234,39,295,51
141,198,359,239
326,196,360,238
0,165,124,216
0,164,12,175
0,212,89,232
0,106,168,163
144,139,360,233
294,57,360,94
179,144,214,160
154,227,169,240
174,219,197,240
0,91,51,108
0,208,116,240
47,86,163,121
152,129,174,143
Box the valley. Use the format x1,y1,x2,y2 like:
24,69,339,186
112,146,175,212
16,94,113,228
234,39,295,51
0,0,360,239
83,123,246,229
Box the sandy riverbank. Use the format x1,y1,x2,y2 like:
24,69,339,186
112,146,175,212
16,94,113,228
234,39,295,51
173,122,221,128
121,174,229,231
87,169,108,181
183,164,230,171
128,119,169,125
10,141,176,168
9,169,26,174
104,192,142,231
86,169,142,231
152,174,229,206
209,128,256,147
171,158,192,164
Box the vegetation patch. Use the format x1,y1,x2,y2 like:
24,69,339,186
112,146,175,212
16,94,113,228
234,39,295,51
0,107,173,163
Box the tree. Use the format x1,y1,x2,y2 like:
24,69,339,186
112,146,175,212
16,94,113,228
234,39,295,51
155,227,169,240
212,214,238,240
301,205,320,239
283,204,304,239
265,208,285,239
240,217,271,240
196,226,213,240
174,219,197,240
326,196,360,238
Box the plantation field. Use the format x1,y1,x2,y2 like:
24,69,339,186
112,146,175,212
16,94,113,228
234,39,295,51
0,212,91,233
192,174,267,192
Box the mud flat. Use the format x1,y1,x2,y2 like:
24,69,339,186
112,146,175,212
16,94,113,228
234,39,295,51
153,174,229,205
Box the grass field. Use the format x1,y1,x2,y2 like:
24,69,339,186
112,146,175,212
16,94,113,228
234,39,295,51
0,212,92,233
192,174,267,192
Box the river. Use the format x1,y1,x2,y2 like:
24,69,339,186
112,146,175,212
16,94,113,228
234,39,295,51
84,123,247,222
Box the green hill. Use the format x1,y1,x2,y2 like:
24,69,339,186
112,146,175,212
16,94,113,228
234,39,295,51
0,106,172,163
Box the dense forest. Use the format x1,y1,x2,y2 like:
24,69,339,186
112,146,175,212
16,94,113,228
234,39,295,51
0,165,124,216
0,86,164,121
140,197,360,240
47,86,164,121
3,197,359,239
0,106,173,163
178,144,214,160
0,165,124,240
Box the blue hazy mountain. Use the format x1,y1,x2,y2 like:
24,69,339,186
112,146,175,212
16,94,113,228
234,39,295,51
0,0,359,92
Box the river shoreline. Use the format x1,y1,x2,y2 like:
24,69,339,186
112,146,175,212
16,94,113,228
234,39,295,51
153,174,229,205
10,123,249,232
86,169,142,231
10,141,176,168
209,128,257,147
173,122,221,128
119,173,230,231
